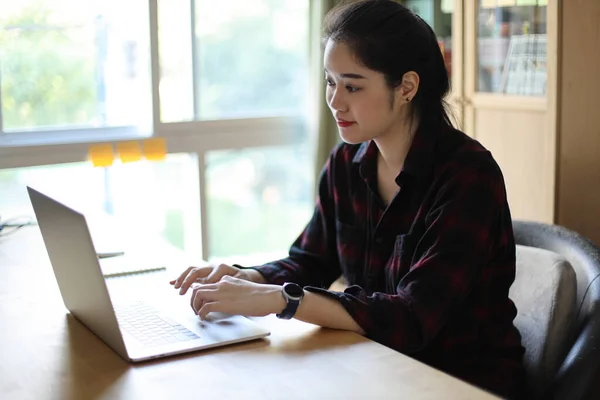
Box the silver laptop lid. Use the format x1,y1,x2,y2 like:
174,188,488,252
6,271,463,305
27,186,128,359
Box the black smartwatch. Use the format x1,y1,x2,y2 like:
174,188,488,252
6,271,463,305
276,282,304,320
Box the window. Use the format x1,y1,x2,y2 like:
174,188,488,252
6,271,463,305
158,0,310,122
0,0,314,262
206,144,313,264
0,0,151,132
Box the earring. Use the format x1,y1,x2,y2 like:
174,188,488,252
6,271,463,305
406,97,411,102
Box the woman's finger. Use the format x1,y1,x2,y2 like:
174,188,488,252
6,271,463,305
171,266,194,288
178,268,200,294
192,284,219,299
179,266,213,295
190,287,204,314
198,301,227,320
191,284,219,312
204,264,237,284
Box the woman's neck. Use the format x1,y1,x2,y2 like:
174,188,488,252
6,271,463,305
374,120,418,175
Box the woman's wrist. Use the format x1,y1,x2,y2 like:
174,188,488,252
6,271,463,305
238,267,268,284
267,284,286,315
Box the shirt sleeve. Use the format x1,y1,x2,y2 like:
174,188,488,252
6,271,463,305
304,156,508,354
248,149,342,288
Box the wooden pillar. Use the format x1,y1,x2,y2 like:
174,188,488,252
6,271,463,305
556,0,600,245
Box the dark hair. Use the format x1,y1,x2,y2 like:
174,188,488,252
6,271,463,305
323,0,454,131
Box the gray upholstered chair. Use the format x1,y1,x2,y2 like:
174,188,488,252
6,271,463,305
511,220,600,400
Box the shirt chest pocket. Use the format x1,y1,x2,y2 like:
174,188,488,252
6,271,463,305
335,220,366,281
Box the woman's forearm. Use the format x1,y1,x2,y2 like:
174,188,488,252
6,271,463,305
270,288,365,334
248,268,363,334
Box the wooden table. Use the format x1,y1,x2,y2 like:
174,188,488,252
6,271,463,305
0,227,498,400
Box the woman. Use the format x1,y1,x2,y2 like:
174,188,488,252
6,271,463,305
171,0,526,398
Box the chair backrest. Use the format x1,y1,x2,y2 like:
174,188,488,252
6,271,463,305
513,220,600,400
510,245,577,398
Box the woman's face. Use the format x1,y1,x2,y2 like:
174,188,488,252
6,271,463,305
324,39,413,144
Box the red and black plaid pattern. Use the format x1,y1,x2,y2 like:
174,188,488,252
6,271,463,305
254,125,526,398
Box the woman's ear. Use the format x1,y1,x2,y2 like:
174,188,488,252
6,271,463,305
398,71,420,102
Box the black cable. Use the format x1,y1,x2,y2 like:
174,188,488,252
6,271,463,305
0,216,37,237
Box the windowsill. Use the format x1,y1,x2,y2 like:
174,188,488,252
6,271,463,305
0,116,307,149
0,116,308,169
0,126,152,148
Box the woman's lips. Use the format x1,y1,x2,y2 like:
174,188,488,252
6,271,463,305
337,120,356,127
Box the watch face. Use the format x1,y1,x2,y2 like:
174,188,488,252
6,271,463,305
284,283,304,299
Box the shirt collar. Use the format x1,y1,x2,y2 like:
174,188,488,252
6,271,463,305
352,124,437,185
352,140,378,182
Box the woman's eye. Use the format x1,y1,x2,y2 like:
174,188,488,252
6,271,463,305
325,78,335,86
346,86,360,93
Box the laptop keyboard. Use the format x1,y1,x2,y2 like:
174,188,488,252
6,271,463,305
115,302,200,347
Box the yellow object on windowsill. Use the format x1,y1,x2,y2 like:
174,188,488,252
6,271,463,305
88,138,167,167
142,138,167,161
116,141,143,163
88,144,114,167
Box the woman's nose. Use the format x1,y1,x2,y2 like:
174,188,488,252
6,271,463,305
328,88,347,112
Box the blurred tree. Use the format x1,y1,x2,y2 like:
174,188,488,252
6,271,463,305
197,0,308,119
0,3,96,130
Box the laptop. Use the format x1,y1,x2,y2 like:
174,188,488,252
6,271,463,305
27,186,270,362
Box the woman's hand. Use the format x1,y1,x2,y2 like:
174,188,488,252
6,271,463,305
190,275,285,320
169,263,266,295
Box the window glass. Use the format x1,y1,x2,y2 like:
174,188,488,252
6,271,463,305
0,0,151,131
158,0,310,122
477,0,547,95
206,144,313,263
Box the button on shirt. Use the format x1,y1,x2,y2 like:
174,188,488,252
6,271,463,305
253,125,526,398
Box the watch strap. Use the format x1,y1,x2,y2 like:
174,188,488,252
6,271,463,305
276,296,300,320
